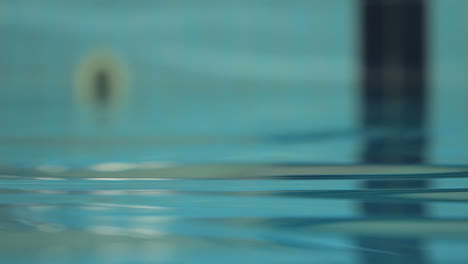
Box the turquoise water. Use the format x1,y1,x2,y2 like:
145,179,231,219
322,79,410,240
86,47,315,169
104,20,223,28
0,1,467,263
1,165,468,263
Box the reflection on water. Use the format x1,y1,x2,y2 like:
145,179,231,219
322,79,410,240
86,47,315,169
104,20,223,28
1,165,468,263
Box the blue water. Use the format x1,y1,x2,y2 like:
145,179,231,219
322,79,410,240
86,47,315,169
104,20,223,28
1,165,468,263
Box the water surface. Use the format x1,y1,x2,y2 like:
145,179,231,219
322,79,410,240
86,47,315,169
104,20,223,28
1,164,468,263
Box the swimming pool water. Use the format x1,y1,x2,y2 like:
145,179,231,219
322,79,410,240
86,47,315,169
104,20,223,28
1,165,467,263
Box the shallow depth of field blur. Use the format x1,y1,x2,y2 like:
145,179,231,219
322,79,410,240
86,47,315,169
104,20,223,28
0,0,466,167
0,1,467,264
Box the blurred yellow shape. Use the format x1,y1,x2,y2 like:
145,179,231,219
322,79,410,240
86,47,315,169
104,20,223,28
74,48,130,111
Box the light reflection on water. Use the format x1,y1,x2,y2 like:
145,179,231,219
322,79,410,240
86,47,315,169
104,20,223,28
1,165,468,263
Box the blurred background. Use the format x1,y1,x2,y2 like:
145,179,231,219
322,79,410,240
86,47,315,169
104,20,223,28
1,2,468,263
0,0,466,167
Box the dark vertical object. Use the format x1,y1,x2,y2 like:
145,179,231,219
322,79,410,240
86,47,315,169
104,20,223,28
360,0,428,263
362,0,427,162
94,70,111,109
